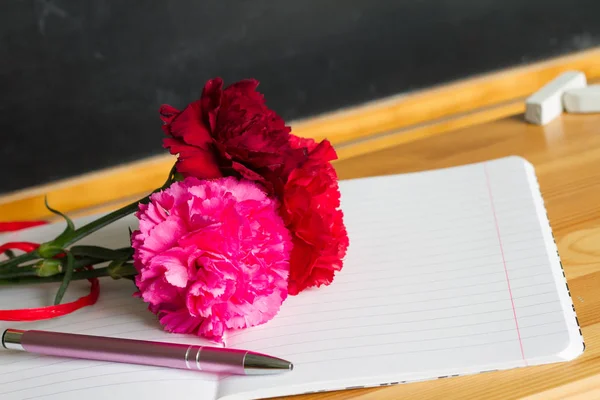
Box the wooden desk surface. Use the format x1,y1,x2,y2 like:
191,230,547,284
285,113,600,400
2,51,600,399
5,111,599,400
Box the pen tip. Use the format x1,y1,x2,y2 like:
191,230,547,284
244,353,294,375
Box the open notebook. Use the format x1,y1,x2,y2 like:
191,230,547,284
0,156,583,400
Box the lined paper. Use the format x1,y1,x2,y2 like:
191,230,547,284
0,217,220,400
218,157,582,400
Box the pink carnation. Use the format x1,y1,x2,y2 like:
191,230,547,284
131,176,292,341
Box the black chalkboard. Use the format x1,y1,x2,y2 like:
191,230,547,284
2,0,599,194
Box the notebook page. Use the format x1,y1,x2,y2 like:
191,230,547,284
0,216,220,400
217,156,583,400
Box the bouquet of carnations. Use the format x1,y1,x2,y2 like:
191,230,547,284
0,78,349,342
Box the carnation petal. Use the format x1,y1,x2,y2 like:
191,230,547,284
169,102,212,146
159,104,180,125
140,277,182,307
201,77,223,131
226,79,259,94
284,140,349,295
162,77,309,195
159,308,203,334
132,176,292,341
163,137,223,180
142,218,186,255
151,252,191,288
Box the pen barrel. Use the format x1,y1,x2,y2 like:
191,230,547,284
16,330,247,375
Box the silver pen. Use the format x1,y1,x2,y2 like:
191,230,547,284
2,328,293,375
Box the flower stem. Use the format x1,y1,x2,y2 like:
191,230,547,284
0,164,176,272
0,264,138,286
0,268,39,279
0,251,39,270
62,200,141,247
0,247,133,280
59,164,176,247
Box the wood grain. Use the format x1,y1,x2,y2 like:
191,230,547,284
271,112,600,400
3,48,600,222
334,99,525,161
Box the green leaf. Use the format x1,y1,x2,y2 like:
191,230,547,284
54,252,75,305
109,262,137,279
3,250,15,259
107,259,125,279
44,197,75,242
172,172,184,182
70,245,133,261
62,200,140,247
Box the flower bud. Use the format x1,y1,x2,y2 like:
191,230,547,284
36,259,63,277
37,242,63,258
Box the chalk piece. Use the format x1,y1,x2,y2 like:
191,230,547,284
524,71,587,125
563,85,600,113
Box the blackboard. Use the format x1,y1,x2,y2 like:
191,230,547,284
2,0,599,194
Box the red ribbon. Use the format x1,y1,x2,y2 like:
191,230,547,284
0,242,40,254
0,221,48,232
0,221,101,321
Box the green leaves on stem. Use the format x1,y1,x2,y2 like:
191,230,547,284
47,163,176,251
107,259,132,279
37,197,76,259
0,251,131,281
54,252,75,305
0,163,176,304
70,246,133,261
0,264,138,286
44,197,75,241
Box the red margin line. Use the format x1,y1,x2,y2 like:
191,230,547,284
484,163,527,364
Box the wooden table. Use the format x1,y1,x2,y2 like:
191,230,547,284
3,49,600,399
288,112,600,400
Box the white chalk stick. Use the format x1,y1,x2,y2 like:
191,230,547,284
563,85,600,113
524,71,587,125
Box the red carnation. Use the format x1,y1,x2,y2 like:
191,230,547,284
282,135,349,295
160,78,307,195
159,77,349,295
